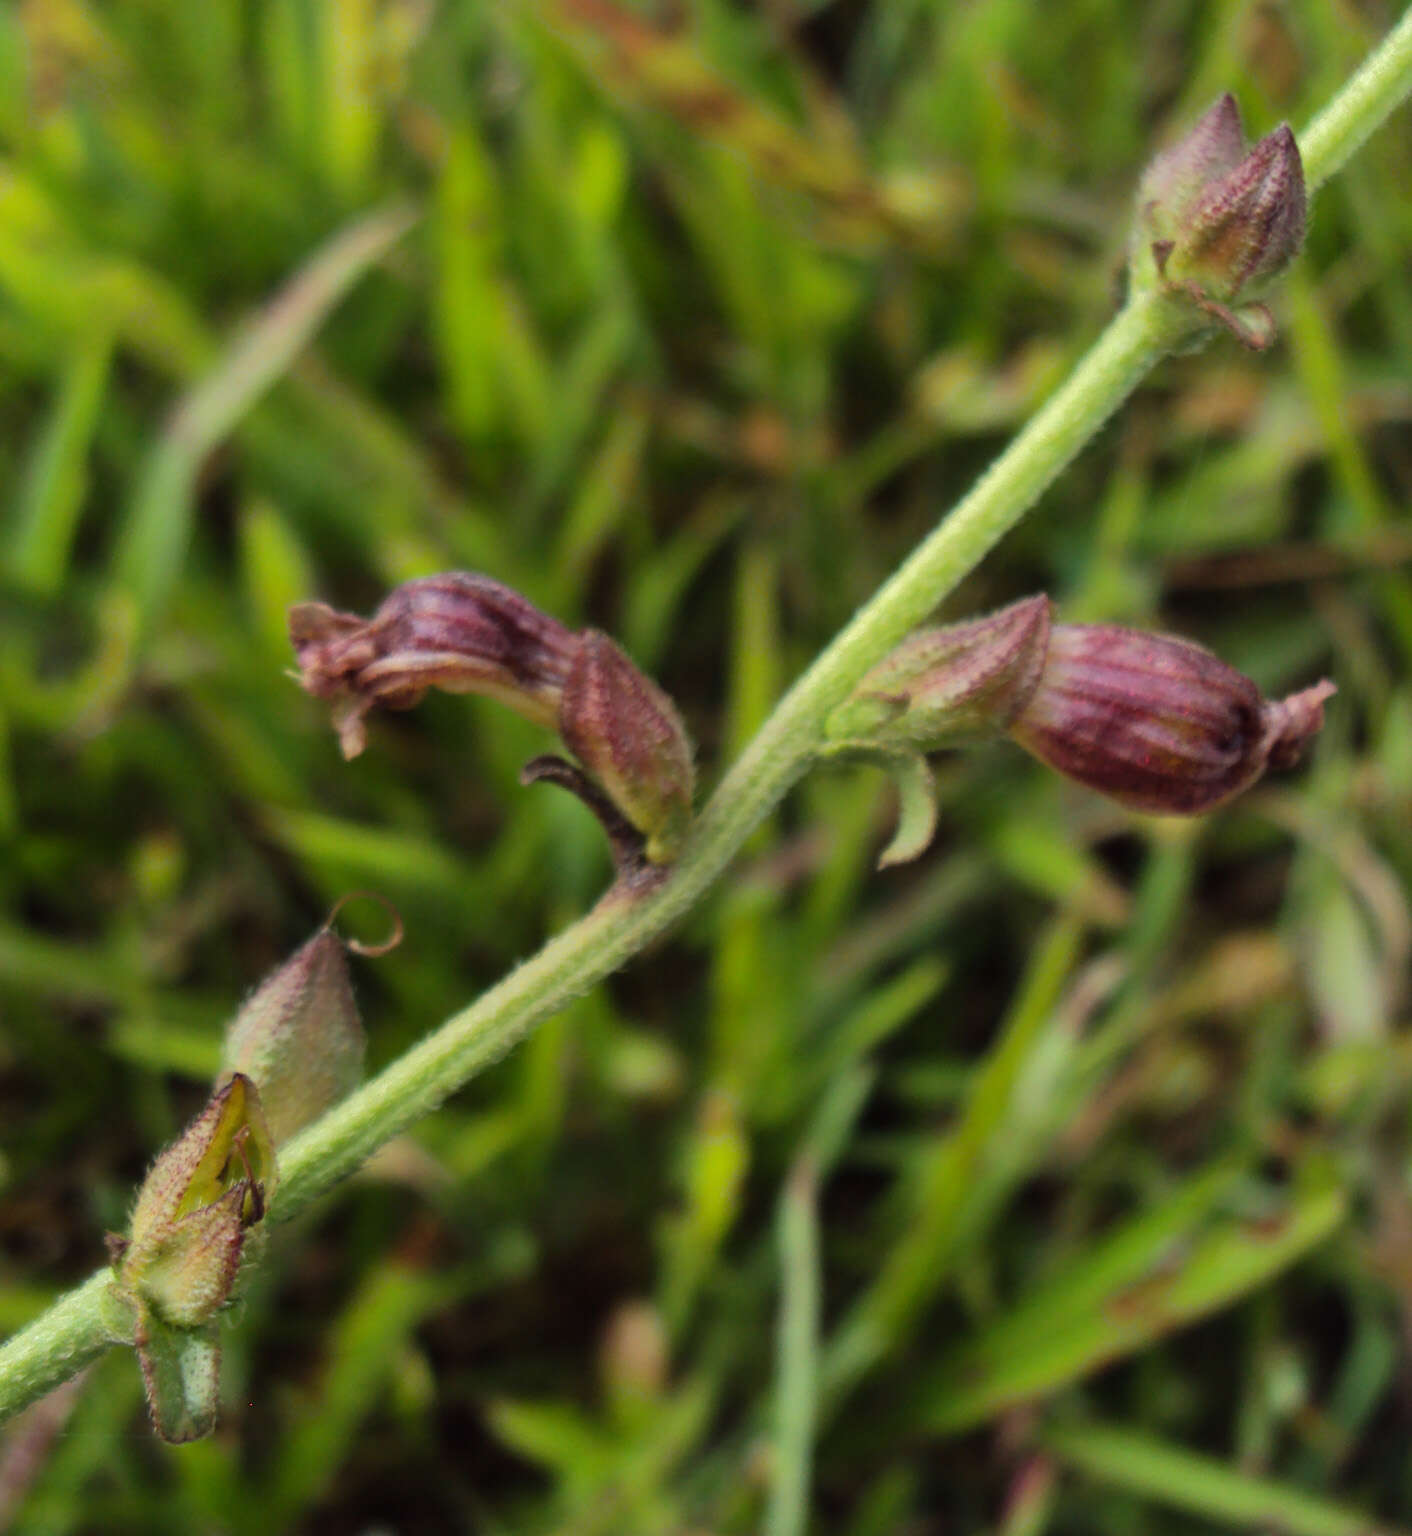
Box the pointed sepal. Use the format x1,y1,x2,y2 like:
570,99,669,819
819,744,940,869
824,596,1051,752
220,900,398,1146
876,751,939,869
559,630,695,865
134,1312,222,1444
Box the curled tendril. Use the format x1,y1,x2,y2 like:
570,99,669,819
324,891,405,958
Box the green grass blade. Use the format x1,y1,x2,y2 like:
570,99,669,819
1043,1420,1405,1536
113,202,416,635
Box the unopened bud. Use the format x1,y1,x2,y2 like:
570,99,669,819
290,573,579,758
559,631,695,865
115,1073,275,1330
220,898,396,1145
1137,94,1247,239
1182,126,1304,294
825,595,1050,749
827,599,1333,839
1132,93,1305,346
131,1312,221,1444
1009,624,1333,814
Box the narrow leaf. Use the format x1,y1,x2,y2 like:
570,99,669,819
1044,1421,1403,1536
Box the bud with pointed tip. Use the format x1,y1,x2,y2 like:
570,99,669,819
559,630,695,865
110,1073,277,1440
825,598,1333,837
1132,93,1305,347
114,1073,275,1330
290,573,580,758
221,922,374,1147
1136,94,1247,268
1009,625,1334,814
825,595,1051,749
131,1312,221,1444
1181,125,1304,294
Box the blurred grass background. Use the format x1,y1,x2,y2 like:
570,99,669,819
0,1,1410,1531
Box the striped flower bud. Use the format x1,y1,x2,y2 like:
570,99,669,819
292,574,698,869
290,573,580,758
1138,93,1247,230
1010,625,1333,814
828,597,1332,825
1132,93,1305,347
559,630,695,865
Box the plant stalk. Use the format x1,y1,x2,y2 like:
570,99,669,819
4,12,1412,1427
271,290,1179,1217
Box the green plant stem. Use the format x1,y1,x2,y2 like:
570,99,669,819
0,293,1169,1431
1299,3,1412,191
3,13,1412,1428
272,288,1181,1216
0,1274,114,1426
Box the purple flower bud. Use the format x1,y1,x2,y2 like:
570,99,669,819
826,598,1332,825
1182,125,1305,298
292,574,700,869
1008,624,1333,814
558,630,695,865
1138,93,1247,231
290,573,580,758
824,595,1051,748
1132,94,1305,345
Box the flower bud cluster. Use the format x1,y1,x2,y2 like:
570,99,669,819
1131,93,1305,348
111,1074,275,1336
826,595,1332,853
111,908,392,1440
291,574,695,867
108,1072,275,1440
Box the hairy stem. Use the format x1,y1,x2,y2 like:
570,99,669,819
271,290,1179,1215
0,1274,115,1428
1299,3,1412,190
4,14,1412,1428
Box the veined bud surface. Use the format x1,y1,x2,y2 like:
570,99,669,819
825,595,1051,749
221,920,373,1147
827,597,1333,832
290,573,580,758
114,1073,275,1330
559,630,695,865
291,573,698,868
1132,93,1305,346
1009,625,1334,815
